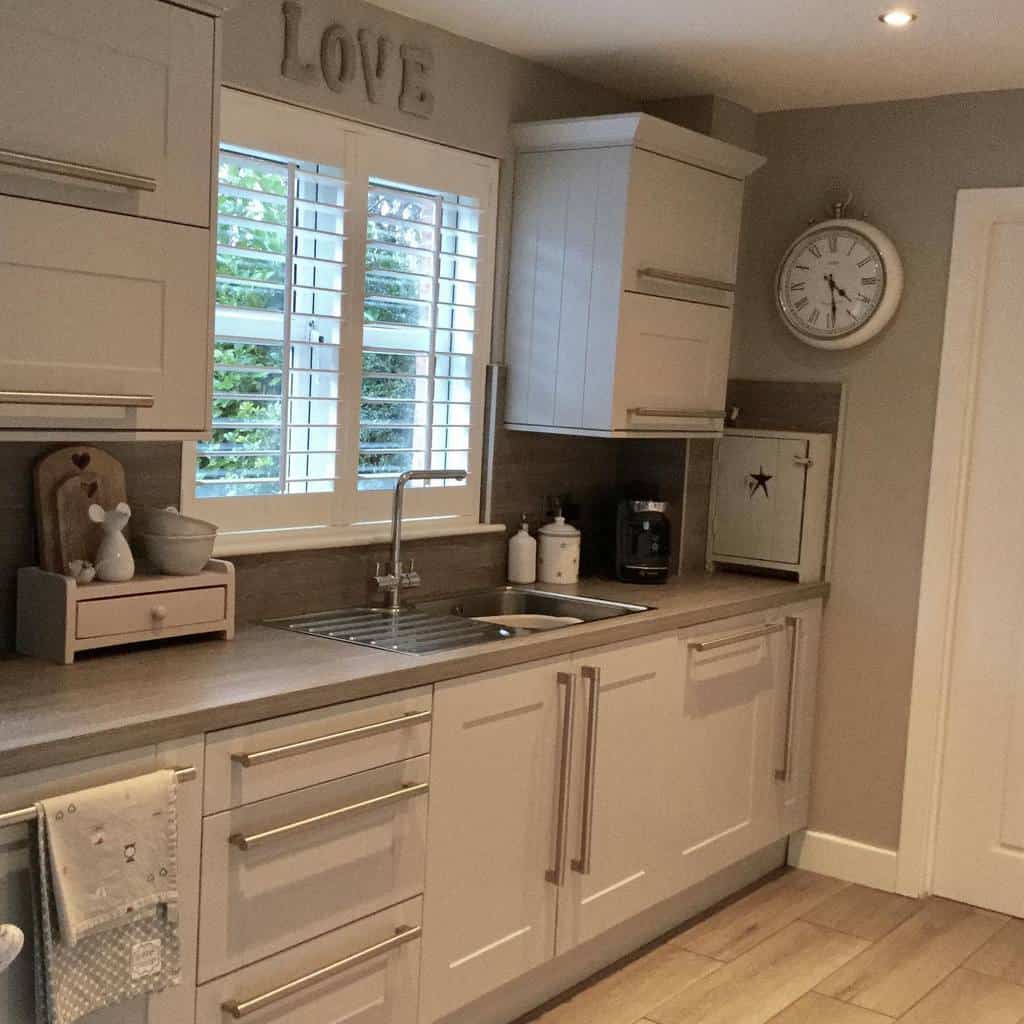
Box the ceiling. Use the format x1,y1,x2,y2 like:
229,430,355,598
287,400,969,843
368,0,1024,112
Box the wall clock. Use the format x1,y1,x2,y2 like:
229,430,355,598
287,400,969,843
776,216,904,350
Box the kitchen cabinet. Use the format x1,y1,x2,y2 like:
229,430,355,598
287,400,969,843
0,0,221,436
0,737,204,1024
668,601,823,889
0,0,215,227
505,113,764,439
419,633,689,1022
419,599,822,1023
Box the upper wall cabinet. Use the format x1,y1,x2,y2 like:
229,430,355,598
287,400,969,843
0,0,221,436
505,114,764,439
0,0,215,227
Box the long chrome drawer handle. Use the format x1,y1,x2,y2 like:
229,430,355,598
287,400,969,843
221,924,421,1018
546,672,576,886
637,267,735,293
0,765,196,831
775,616,802,782
0,148,157,192
572,666,601,876
231,709,432,767
688,621,785,653
0,390,155,409
627,407,726,421
228,782,428,851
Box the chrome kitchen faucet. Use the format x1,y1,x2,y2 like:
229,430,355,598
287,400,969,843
375,469,468,612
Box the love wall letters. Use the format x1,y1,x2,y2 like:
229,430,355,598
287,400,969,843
281,0,435,118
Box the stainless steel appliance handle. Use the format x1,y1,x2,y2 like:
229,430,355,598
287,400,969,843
231,709,432,767
221,925,421,1018
228,782,428,851
688,621,786,653
627,407,726,421
775,616,802,782
0,766,196,830
637,267,735,293
572,666,601,876
0,148,157,192
0,390,155,409
546,672,577,886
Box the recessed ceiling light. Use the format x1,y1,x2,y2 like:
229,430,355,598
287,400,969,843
880,9,917,27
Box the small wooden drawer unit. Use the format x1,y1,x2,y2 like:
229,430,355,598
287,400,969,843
17,560,235,664
195,896,423,1024
198,755,430,980
204,686,433,813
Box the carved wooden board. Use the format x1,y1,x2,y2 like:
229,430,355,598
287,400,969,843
33,447,127,573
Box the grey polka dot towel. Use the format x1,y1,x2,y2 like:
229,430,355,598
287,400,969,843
30,770,181,1024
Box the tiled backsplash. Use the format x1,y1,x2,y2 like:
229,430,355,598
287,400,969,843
0,426,694,651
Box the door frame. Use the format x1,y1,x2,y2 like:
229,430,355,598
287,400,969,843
897,187,1024,895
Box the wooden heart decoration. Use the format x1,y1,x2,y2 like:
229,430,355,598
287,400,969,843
71,452,91,470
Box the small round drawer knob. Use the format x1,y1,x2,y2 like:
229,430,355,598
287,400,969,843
151,604,168,622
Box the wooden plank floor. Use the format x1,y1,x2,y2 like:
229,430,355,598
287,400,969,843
527,870,1024,1024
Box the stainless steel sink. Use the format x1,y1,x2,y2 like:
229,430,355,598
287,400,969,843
415,586,650,623
266,587,650,656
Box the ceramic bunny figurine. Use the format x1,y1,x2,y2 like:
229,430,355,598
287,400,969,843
0,923,24,974
88,502,135,582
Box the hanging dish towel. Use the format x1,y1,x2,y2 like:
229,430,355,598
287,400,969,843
31,769,181,1024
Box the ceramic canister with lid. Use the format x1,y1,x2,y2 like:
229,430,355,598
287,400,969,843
537,512,581,584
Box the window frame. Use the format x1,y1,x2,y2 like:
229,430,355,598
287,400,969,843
181,88,499,550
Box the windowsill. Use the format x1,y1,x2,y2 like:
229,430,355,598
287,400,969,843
213,520,507,557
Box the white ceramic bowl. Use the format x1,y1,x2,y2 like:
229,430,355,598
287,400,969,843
143,532,216,576
144,506,219,538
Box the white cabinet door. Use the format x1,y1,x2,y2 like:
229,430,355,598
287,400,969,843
418,658,568,1024
609,292,731,434
0,0,214,227
0,736,204,1024
622,149,744,291
668,613,791,889
555,634,681,955
0,197,211,433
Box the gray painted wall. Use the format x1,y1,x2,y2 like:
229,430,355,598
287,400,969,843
733,89,1024,850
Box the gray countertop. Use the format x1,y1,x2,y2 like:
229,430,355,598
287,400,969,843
0,573,828,777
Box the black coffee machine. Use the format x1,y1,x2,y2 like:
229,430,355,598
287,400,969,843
615,500,671,583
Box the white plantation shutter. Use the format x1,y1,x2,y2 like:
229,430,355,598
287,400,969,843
185,90,497,542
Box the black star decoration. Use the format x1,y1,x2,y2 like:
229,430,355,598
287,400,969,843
747,465,773,498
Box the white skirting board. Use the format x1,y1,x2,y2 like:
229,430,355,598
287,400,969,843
787,829,899,892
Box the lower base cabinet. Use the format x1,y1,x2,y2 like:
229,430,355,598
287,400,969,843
419,599,822,1023
196,897,423,1024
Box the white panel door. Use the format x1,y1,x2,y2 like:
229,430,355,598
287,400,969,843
611,292,731,433
418,659,566,1024
712,435,809,565
555,635,680,955
932,215,1024,915
0,0,214,227
668,614,790,888
0,197,211,432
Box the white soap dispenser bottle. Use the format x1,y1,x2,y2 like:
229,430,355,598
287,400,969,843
508,514,537,584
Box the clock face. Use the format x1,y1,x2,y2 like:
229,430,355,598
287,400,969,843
777,227,887,341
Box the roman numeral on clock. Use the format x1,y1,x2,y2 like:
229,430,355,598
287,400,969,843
857,256,873,268
790,282,806,291
808,244,822,259
794,297,809,311
808,308,821,325
828,235,838,253
862,276,878,286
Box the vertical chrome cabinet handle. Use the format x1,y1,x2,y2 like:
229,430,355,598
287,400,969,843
572,665,601,875
775,616,802,782
546,672,577,886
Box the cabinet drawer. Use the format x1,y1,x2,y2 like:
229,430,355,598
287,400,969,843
204,686,432,813
611,292,731,433
77,587,226,640
196,897,422,1024
0,197,211,433
0,0,214,227
199,756,429,981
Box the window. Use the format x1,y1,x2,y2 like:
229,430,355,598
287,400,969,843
183,90,498,547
